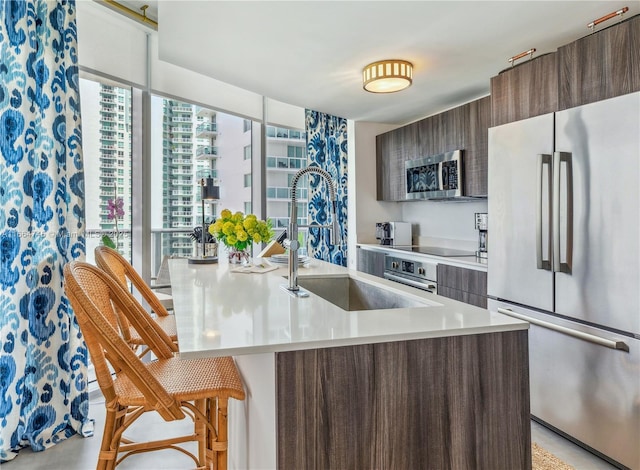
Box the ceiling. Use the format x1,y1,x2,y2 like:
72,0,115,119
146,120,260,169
119,1,638,125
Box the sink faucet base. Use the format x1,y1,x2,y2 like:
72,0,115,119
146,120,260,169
280,284,310,298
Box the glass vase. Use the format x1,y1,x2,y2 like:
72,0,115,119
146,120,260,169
228,247,250,265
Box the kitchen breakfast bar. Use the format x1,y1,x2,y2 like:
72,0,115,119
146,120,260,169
169,258,531,470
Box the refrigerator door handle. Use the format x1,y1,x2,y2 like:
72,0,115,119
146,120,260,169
497,308,629,351
553,151,573,273
536,154,552,270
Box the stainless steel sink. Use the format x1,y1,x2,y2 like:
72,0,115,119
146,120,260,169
296,275,433,311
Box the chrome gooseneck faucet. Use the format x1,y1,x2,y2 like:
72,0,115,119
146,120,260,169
282,166,339,297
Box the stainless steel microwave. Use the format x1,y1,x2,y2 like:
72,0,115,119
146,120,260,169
405,150,463,200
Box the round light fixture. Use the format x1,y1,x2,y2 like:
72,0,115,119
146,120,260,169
362,59,413,93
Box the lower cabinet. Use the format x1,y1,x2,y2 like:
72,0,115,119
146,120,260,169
437,264,488,308
356,247,386,278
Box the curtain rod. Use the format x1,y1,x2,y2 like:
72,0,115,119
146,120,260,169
97,0,158,30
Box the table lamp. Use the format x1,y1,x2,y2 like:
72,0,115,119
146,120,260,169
189,177,219,264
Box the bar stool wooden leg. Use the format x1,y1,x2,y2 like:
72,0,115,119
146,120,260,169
216,397,229,470
195,398,207,468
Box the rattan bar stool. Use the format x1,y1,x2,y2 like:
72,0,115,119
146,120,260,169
94,246,178,357
64,261,245,470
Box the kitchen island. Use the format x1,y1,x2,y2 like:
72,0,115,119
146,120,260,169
169,258,531,470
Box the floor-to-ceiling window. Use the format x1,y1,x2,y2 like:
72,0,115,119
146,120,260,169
149,95,254,271
79,76,133,265
265,124,308,240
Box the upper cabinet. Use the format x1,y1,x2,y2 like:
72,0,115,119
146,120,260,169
558,14,640,110
466,96,491,196
377,97,489,201
491,15,640,126
490,53,558,127
376,122,417,201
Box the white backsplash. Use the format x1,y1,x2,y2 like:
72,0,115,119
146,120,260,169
401,199,488,243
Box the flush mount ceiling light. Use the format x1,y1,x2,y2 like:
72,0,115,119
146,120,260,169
362,59,413,93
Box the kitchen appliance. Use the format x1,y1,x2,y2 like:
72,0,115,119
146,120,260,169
375,222,411,246
405,150,463,200
488,91,640,469
474,212,488,259
384,255,437,293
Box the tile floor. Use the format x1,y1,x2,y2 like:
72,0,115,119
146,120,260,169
2,394,621,470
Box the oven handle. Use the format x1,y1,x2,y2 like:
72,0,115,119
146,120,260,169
383,272,437,293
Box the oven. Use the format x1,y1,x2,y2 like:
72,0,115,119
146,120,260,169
383,255,437,293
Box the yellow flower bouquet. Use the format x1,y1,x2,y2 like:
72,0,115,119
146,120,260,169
208,209,274,254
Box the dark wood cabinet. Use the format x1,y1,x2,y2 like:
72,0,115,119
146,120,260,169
416,104,468,158
490,52,558,127
376,122,417,201
466,96,491,196
276,331,531,470
437,264,487,308
558,16,639,110
377,97,488,201
630,15,640,91
356,247,386,278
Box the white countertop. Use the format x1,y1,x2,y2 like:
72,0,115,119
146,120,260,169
169,258,525,359
358,243,488,270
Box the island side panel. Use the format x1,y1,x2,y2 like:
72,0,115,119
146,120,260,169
276,331,531,470
229,353,277,470
275,345,377,469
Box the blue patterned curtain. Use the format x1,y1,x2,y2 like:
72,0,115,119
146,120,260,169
0,0,89,462
305,110,348,266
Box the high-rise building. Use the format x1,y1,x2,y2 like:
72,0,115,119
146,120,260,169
265,125,308,237
81,80,132,261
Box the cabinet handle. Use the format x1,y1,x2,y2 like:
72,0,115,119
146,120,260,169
508,48,536,66
588,7,628,30
497,308,629,352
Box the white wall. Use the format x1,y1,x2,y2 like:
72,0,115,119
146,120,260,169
401,199,488,242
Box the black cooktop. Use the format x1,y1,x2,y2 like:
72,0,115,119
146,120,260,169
392,246,477,257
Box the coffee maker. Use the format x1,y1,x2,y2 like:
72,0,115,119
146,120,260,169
475,213,488,258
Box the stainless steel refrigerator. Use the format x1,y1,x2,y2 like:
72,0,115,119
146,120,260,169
488,91,640,470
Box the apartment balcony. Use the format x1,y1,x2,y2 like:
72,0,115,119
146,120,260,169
171,169,193,176
171,137,192,144
171,105,193,113
171,221,193,229
170,126,192,134
101,182,116,188
170,200,192,207
171,158,192,165
171,190,192,196
171,117,192,123
196,106,215,117
100,144,116,150
101,190,116,197
171,242,193,249
196,146,218,158
171,211,193,218
171,147,192,155
171,179,192,186
195,122,217,137
100,116,116,122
